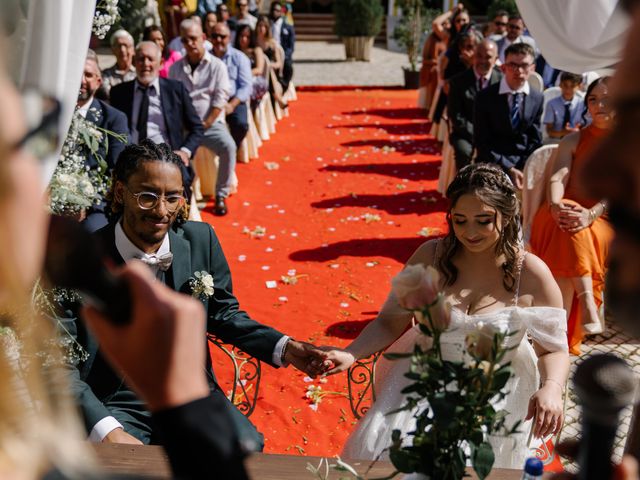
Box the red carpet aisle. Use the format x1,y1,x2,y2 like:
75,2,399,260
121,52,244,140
200,87,447,456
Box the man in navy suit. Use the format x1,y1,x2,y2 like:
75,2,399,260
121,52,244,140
270,1,295,90
473,42,543,189
110,41,204,202
77,51,129,232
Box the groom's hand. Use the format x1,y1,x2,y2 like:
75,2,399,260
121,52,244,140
284,340,328,378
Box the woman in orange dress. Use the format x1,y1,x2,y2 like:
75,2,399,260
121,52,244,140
529,77,615,355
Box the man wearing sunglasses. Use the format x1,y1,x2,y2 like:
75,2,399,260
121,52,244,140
496,14,538,64
487,10,509,42
61,140,327,450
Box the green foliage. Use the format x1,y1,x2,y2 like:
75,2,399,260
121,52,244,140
333,0,384,38
113,0,149,42
384,308,518,480
393,1,438,72
487,0,519,19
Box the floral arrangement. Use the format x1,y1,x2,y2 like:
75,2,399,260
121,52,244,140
190,271,215,301
386,264,518,480
49,109,124,215
93,0,120,39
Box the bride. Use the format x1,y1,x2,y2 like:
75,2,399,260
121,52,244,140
321,164,570,469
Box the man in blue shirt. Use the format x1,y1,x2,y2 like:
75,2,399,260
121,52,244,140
211,23,252,148
543,72,585,141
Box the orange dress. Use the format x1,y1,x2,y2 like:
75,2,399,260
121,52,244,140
529,125,614,355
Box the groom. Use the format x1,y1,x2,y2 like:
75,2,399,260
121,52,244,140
62,140,326,450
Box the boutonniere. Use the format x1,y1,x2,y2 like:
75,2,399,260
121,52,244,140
189,271,214,301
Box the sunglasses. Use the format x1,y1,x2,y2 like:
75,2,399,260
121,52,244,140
494,21,507,26
14,92,61,162
211,33,228,39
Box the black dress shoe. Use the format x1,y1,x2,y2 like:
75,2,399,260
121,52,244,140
214,196,228,216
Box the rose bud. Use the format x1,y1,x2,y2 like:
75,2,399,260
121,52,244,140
391,264,440,310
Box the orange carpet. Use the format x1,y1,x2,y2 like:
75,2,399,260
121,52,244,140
200,87,447,456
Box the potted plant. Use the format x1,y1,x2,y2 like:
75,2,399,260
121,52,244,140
334,0,384,62
393,0,432,89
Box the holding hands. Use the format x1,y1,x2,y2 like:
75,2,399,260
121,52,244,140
550,201,592,232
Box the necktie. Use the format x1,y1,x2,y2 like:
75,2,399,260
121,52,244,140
510,92,522,129
137,86,150,142
477,77,484,91
563,101,572,128
135,252,173,271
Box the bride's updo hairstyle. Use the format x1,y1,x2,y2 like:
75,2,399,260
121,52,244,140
438,163,521,291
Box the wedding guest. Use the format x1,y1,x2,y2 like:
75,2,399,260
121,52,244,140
203,9,218,39
530,77,615,353
418,26,448,109
212,22,252,148
269,1,294,91
320,163,569,469
169,18,237,216
474,42,543,189
256,15,288,109
235,24,268,109
432,3,470,45
496,15,538,64
77,51,129,231
110,41,203,202
101,29,136,99
487,9,509,41
168,12,213,55
447,39,501,169
60,140,327,450
234,0,257,30
143,25,182,78
544,72,585,140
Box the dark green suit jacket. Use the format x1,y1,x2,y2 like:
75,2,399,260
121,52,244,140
63,221,284,439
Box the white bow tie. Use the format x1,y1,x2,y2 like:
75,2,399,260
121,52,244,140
135,252,173,271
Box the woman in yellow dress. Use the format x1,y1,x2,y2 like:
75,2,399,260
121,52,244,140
529,77,615,355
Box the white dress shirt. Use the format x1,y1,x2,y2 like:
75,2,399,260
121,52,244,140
169,51,230,125
498,75,530,111
89,220,289,442
131,78,169,145
77,97,94,118
272,17,283,45
473,68,493,91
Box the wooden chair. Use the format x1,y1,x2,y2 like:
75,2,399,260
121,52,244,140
207,334,262,417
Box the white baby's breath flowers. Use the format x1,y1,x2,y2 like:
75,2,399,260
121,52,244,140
92,0,120,39
190,271,215,301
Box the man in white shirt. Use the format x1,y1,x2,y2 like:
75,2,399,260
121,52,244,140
101,30,137,99
167,13,214,56
234,0,258,29
496,15,538,64
63,140,328,448
169,18,237,216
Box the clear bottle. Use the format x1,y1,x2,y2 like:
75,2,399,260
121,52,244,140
522,457,544,480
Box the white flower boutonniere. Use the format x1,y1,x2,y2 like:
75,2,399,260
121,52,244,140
190,271,214,301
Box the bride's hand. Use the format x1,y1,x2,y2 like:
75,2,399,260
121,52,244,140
312,347,356,376
526,382,564,438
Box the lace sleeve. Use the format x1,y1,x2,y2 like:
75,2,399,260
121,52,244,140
517,307,569,353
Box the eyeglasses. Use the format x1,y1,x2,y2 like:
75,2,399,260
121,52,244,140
211,33,228,40
505,62,532,71
126,187,185,212
14,92,61,162
494,21,507,27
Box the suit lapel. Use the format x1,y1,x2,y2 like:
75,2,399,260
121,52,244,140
521,92,536,129
168,227,192,292
158,79,172,138
86,98,101,125
122,83,135,131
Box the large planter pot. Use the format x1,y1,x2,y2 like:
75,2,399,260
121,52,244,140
403,68,421,89
343,36,375,62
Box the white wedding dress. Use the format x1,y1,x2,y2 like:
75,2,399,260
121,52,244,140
342,282,568,469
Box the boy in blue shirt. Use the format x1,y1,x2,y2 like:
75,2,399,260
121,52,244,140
544,72,585,140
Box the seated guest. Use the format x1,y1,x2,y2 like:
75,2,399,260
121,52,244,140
217,3,238,33
77,51,129,231
496,15,538,64
212,23,252,148
203,9,218,40
544,72,585,141
486,9,509,41
269,0,294,91
169,18,237,216
418,26,448,109
530,77,614,353
142,25,182,78
255,15,288,109
474,42,543,189
101,29,136,99
61,140,326,448
234,0,258,30
168,12,213,55
110,41,203,202
235,24,268,109
447,39,501,170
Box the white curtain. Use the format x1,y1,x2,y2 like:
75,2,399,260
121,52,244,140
17,0,96,185
516,0,630,73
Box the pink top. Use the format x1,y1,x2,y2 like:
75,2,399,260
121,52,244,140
159,50,182,78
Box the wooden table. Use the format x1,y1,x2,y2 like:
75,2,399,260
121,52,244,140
93,444,549,479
